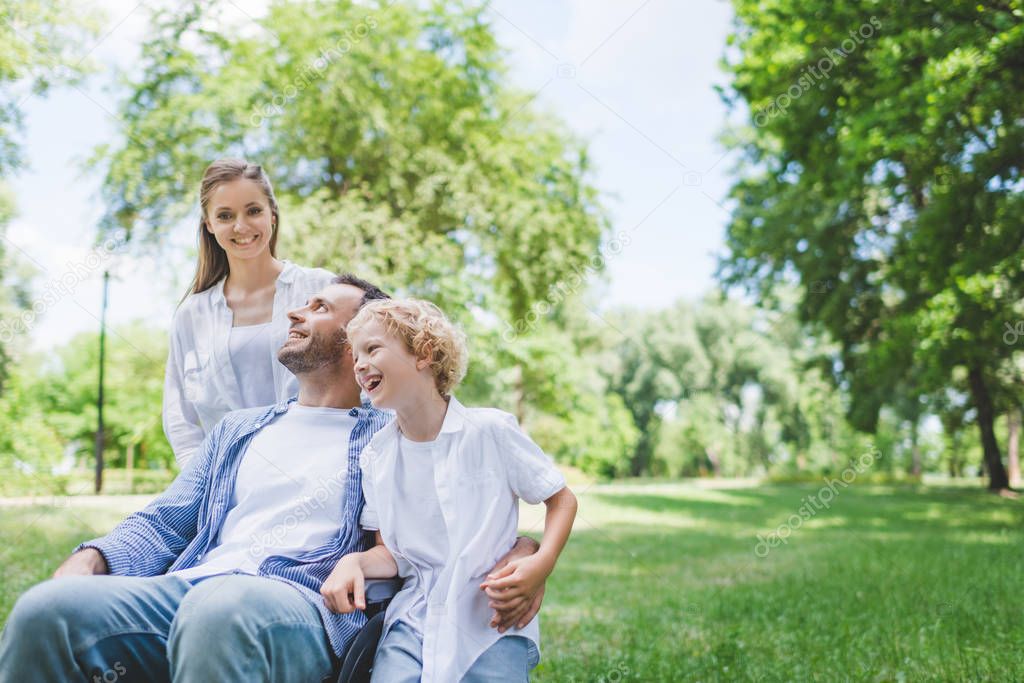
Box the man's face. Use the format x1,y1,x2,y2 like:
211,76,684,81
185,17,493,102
278,283,364,374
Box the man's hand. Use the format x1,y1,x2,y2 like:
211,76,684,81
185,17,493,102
481,541,550,633
321,555,366,614
53,548,108,579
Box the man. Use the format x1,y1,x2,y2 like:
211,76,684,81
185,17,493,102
0,274,543,683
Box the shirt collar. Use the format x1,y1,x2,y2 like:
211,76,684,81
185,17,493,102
371,395,464,447
276,260,298,284
438,395,465,434
272,395,386,420
273,396,299,415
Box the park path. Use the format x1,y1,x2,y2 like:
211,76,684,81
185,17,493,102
0,494,155,508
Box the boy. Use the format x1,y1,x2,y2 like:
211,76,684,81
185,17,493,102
323,298,577,682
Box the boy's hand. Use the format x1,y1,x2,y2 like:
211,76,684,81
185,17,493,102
480,554,551,633
321,555,366,614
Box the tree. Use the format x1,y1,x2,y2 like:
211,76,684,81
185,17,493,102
0,0,100,173
25,323,173,472
603,302,708,475
602,292,862,477
0,0,100,385
719,0,1024,490
91,0,607,325
458,318,640,479
0,352,66,494
88,1,613,460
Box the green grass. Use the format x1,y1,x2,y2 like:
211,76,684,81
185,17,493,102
2,481,1022,681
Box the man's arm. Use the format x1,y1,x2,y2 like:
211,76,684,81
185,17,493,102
483,535,545,631
64,421,221,578
481,487,577,632
53,547,108,578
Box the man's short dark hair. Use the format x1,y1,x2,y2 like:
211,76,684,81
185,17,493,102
330,273,391,307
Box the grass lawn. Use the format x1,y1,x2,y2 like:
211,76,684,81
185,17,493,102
1,480,1022,681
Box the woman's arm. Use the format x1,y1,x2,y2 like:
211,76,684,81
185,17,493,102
163,310,206,466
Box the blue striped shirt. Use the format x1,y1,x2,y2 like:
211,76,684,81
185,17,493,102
77,398,391,658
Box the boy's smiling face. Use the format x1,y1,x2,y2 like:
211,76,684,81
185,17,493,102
350,317,432,409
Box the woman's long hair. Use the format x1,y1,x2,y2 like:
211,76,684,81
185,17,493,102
184,159,280,298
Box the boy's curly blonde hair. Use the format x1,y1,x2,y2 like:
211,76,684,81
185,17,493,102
347,298,468,397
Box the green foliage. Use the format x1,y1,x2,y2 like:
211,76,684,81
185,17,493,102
601,291,868,478
83,0,632,478
719,0,1024,488
0,0,101,386
0,322,174,489
0,0,101,174
458,320,639,479
46,322,173,469
93,0,607,323
0,354,65,492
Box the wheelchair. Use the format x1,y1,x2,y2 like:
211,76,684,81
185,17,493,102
334,577,403,683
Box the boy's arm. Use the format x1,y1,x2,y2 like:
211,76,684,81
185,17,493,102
353,535,399,579
322,532,398,614
480,486,578,632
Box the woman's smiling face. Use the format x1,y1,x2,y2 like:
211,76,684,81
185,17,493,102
350,318,429,409
204,178,275,261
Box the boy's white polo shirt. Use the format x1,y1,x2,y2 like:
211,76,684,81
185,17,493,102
359,395,566,682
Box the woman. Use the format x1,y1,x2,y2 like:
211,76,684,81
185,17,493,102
164,159,333,466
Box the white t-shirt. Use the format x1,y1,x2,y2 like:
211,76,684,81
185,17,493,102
229,322,277,409
360,396,566,683
377,435,447,638
172,404,357,580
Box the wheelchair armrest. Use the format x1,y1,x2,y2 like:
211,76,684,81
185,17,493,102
364,577,404,606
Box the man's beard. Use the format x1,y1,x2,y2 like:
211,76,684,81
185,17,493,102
278,328,347,374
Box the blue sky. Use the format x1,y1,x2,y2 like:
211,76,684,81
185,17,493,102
6,0,735,350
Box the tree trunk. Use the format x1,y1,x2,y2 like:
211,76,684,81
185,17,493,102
630,423,655,476
126,441,135,494
910,419,921,477
513,364,526,425
967,367,1010,491
1008,407,1021,487
705,446,721,477
947,431,963,478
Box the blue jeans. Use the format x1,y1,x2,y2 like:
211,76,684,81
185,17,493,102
0,573,335,683
371,621,534,683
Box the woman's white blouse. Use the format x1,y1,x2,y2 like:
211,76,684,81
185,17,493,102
162,261,334,466
359,396,567,683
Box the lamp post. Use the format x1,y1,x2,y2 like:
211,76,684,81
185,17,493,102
94,269,109,494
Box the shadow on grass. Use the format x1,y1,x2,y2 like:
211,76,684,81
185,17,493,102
540,485,1024,681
